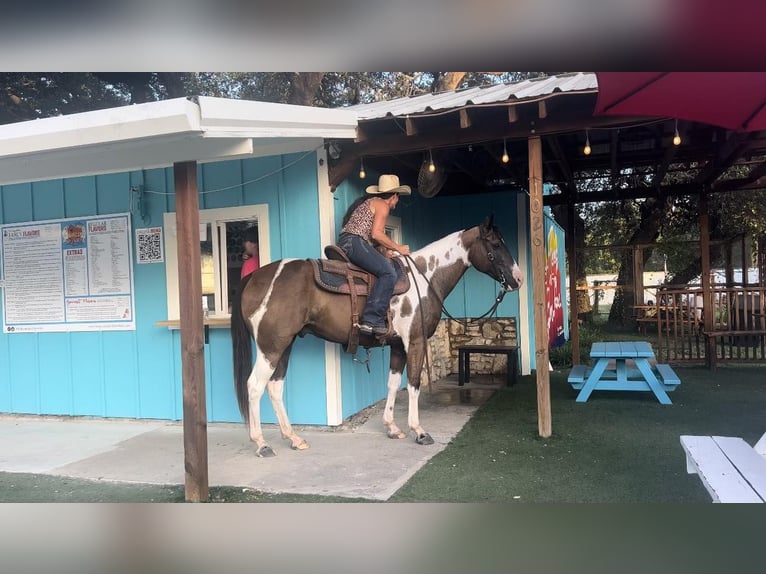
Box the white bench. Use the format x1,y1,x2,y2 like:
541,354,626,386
680,433,766,502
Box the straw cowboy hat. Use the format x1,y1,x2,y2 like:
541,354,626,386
365,174,411,195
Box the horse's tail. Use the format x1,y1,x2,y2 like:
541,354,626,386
231,277,253,423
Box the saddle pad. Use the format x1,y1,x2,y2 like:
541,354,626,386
311,257,410,296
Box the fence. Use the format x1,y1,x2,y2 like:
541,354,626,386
651,286,766,364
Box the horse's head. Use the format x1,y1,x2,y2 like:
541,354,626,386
468,215,524,291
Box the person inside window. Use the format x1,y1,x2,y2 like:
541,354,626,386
338,174,411,336
241,226,260,279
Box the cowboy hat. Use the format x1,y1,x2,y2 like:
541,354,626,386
365,174,411,195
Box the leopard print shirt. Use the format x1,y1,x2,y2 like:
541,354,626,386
340,198,375,241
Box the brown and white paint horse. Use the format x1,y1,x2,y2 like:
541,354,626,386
231,215,523,457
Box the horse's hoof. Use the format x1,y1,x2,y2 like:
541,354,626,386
256,445,276,457
291,440,310,451
415,433,434,445
388,430,407,439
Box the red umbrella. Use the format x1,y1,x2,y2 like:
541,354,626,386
595,72,766,132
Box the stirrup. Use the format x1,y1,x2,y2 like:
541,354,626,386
358,323,388,336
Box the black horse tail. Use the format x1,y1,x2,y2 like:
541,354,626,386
231,277,253,423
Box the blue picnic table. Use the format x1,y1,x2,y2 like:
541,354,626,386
567,341,681,404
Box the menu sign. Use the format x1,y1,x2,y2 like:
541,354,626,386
1,214,135,332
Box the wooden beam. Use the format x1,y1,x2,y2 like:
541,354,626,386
547,136,577,195
700,191,714,354
538,101,547,119
405,117,418,136
508,106,518,123
328,158,356,190
349,113,643,160
459,109,472,129
610,130,619,187
528,135,551,438
354,125,368,143
696,132,751,186
715,158,766,191
652,135,678,188
174,161,209,503
566,199,580,365
544,183,701,205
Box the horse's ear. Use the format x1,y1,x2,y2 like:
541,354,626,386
483,214,495,229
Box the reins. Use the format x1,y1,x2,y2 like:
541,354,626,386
402,252,507,391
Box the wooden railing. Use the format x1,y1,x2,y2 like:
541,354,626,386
650,286,766,364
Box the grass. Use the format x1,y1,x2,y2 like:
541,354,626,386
0,472,371,503
390,365,766,502
2,363,764,503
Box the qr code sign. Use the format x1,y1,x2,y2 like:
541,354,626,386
136,227,164,264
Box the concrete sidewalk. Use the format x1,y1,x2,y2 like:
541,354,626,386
0,377,500,500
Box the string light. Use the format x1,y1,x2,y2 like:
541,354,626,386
583,129,592,156
501,138,509,163
359,158,366,179
673,119,682,146
428,149,436,173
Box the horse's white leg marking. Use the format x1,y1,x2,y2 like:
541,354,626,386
383,370,406,439
247,361,271,448
267,378,308,450
407,384,426,437
246,260,293,455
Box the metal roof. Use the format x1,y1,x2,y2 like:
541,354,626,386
346,72,598,120
0,96,358,185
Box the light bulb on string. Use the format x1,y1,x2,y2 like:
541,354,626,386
428,149,436,173
358,158,366,179
583,129,592,156
501,138,509,163
673,119,681,146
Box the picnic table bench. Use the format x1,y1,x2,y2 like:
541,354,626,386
680,433,766,502
457,344,518,387
567,341,681,404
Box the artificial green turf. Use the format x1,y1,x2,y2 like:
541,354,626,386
390,365,766,502
0,472,370,503
2,365,763,503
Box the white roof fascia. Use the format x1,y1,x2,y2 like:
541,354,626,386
196,96,358,140
0,96,358,186
0,98,201,159
0,135,253,186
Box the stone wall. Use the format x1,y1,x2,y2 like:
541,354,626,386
419,317,518,387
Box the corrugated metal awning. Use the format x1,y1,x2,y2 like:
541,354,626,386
346,72,598,120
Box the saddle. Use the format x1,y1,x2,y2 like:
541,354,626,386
310,245,411,354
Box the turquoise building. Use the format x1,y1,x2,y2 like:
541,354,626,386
0,96,567,426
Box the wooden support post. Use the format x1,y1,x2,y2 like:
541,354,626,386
174,161,209,503
528,136,552,438
700,191,714,360
741,235,749,287
538,101,547,119
633,245,644,306
567,200,580,365
726,240,735,287
405,117,418,136
508,106,518,123
759,236,766,288
459,109,471,129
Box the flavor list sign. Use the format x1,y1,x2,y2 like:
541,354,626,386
1,214,135,332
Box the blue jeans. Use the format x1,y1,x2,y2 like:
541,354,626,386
338,232,398,327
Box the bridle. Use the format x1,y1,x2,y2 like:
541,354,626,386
480,225,514,293
403,228,514,327
399,226,515,391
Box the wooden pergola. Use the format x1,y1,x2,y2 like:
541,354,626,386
328,73,766,437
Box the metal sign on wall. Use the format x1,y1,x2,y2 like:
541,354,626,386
0,213,136,333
